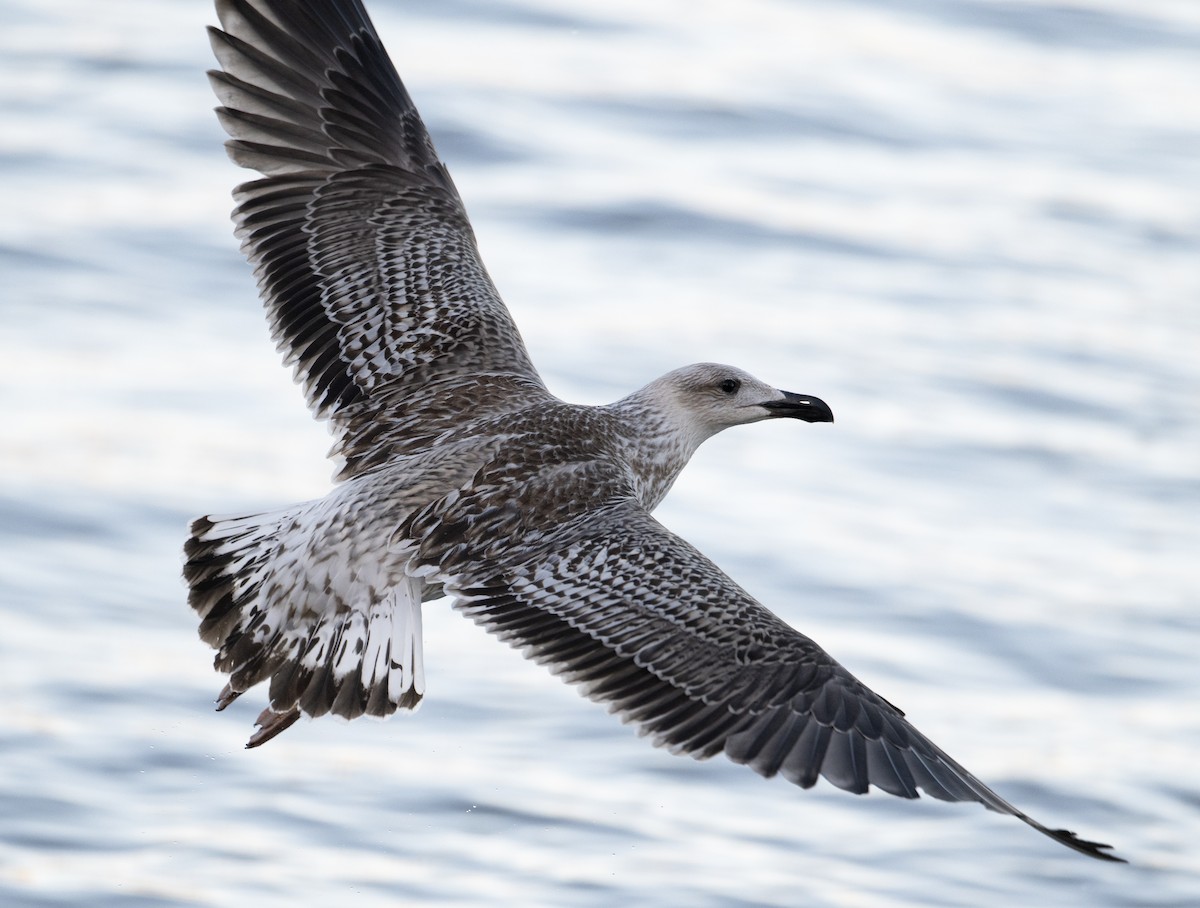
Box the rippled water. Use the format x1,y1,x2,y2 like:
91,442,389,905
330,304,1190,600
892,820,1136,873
2,0,1198,905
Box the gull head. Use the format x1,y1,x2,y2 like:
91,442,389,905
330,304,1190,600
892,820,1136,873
646,363,834,442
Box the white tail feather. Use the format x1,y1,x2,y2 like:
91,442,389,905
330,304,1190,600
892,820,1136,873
184,500,428,746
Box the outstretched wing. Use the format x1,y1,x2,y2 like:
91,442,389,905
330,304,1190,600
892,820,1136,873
440,500,1123,862
208,0,549,478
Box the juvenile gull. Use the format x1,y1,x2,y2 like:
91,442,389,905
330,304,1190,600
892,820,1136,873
184,0,1123,863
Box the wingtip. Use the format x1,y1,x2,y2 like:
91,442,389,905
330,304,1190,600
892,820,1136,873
1047,827,1128,864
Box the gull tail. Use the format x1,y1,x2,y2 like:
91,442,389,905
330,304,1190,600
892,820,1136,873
183,504,425,747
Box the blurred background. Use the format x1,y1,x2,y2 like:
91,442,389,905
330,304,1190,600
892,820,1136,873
1,0,1197,905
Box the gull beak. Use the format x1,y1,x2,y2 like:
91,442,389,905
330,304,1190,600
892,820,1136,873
760,391,835,424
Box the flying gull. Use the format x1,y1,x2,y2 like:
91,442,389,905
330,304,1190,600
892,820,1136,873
184,0,1123,863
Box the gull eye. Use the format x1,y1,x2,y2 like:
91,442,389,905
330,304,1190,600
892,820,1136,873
719,378,740,394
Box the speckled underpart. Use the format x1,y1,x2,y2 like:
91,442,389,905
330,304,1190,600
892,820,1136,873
183,0,1121,862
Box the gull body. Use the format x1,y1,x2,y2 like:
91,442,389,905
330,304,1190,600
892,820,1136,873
184,0,1122,863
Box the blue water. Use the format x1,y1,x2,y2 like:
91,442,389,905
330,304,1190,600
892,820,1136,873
2,0,1198,904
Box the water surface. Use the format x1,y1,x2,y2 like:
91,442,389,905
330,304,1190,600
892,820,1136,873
1,0,1198,905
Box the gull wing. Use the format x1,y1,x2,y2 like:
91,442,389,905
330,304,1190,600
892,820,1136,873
440,500,1123,863
208,0,550,478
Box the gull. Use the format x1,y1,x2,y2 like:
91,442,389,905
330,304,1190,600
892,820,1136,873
184,0,1123,863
